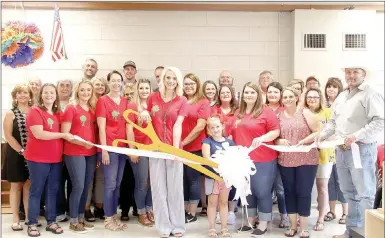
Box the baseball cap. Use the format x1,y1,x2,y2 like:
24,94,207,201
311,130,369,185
123,60,136,69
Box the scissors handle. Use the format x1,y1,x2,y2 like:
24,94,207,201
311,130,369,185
123,109,160,143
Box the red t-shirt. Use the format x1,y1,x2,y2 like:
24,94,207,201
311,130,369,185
231,106,279,162
127,103,151,145
269,105,286,115
211,105,236,137
95,95,129,148
61,104,97,156
181,98,211,152
147,92,188,147
25,106,63,163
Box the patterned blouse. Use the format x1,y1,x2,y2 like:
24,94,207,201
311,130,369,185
277,109,319,167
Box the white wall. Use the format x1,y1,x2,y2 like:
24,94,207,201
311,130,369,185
1,9,292,114
292,10,384,90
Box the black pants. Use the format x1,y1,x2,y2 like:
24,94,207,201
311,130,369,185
119,160,137,215
56,163,72,216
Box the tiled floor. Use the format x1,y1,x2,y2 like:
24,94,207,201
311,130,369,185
2,204,346,238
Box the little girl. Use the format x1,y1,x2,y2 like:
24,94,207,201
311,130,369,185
202,117,235,238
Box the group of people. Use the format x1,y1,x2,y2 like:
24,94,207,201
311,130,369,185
2,58,384,238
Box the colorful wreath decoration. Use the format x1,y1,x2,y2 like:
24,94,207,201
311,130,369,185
1,21,44,68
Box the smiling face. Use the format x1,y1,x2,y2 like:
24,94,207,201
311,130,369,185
15,88,31,105
282,89,298,108
154,68,163,84
123,65,137,81
58,80,72,99
41,85,57,105
219,86,232,103
207,119,224,138
93,79,106,96
164,70,178,91
138,82,151,100
83,60,98,78
243,86,259,106
204,83,217,101
183,77,197,97
78,82,93,103
28,79,42,96
108,73,123,93
305,90,321,111
219,71,233,86
259,73,273,90
306,79,319,90
266,86,281,104
326,84,339,99
345,68,365,89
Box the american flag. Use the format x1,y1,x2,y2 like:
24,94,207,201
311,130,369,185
50,6,67,62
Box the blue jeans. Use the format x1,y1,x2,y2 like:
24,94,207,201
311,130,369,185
247,160,277,221
183,151,202,204
129,156,152,215
274,166,287,214
328,163,347,203
98,152,126,217
336,143,377,237
27,161,62,225
65,155,96,223
279,164,318,217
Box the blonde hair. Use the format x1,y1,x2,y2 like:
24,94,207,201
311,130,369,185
206,116,224,137
288,79,305,94
69,80,97,111
237,82,264,119
91,76,110,95
134,78,152,111
11,84,33,107
158,66,184,97
183,73,205,104
283,86,301,106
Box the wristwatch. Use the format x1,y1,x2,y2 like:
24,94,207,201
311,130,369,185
18,148,24,155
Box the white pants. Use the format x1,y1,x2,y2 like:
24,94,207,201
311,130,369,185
150,158,185,236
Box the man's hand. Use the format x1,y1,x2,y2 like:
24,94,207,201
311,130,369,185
344,134,357,147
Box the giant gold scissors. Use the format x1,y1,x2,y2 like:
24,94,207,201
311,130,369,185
112,109,222,181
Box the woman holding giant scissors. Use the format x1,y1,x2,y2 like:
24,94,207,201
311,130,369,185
139,66,187,237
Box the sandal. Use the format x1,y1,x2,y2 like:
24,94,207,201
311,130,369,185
12,223,23,231
104,217,121,231
313,221,324,231
113,215,128,229
285,228,298,237
208,229,217,237
172,232,183,237
27,225,40,237
324,211,336,222
200,207,207,217
300,230,310,238
221,228,231,237
45,222,63,234
339,214,347,224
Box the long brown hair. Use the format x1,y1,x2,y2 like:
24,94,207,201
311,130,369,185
237,82,263,119
324,77,343,102
38,83,61,113
183,73,205,104
218,85,238,114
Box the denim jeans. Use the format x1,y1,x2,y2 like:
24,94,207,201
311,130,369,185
247,160,277,221
328,163,347,203
65,155,96,223
274,166,287,214
56,162,71,216
98,152,126,217
129,156,152,215
336,143,377,237
279,164,318,217
183,151,202,204
27,161,62,225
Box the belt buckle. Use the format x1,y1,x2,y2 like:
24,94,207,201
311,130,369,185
338,144,349,151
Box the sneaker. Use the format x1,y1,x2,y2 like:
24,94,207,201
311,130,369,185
85,210,96,222
185,213,197,223
80,221,95,230
227,212,236,225
69,223,87,234
215,212,221,224
56,214,69,222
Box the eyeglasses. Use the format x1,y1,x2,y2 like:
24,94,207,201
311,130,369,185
184,82,196,87
125,93,134,97
306,96,320,100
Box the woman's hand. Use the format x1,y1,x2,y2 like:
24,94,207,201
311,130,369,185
251,136,264,149
130,155,140,164
96,160,101,168
139,110,151,122
277,139,291,146
295,139,305,147
102,151,110,165
62,133,74,141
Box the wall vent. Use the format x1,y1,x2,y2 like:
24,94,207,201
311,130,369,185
343,33,367,50
303,33,326,50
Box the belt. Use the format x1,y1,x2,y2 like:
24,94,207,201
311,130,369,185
337,141,366,151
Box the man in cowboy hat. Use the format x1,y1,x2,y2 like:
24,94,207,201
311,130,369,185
317,66,384,238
